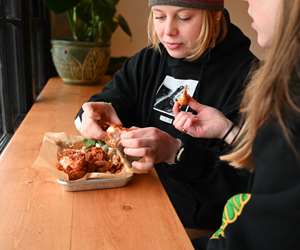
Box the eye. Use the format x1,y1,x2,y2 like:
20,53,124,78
154,15,166,20
178,16,191,21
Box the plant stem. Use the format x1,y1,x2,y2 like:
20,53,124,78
67,7,78,40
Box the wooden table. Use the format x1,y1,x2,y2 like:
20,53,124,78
0,78,194,250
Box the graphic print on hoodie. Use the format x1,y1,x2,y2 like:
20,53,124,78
153,76,198,122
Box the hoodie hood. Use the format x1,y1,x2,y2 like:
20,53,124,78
211,22,252,59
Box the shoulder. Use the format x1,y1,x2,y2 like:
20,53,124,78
252,68,300,189
130,46,162,62
251,69,300,191
252,113,300,194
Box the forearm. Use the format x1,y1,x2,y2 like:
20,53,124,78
165,138,183,164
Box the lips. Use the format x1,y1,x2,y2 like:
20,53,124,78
165,42,182,50
251,22,257,31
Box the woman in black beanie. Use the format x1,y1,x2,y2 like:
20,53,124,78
75,0,256,237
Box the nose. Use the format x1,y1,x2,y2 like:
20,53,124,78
165,19,178,36
245,0,251,16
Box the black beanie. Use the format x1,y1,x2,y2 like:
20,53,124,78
149,0,224,10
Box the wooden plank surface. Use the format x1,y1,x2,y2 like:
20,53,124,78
0,77,194,250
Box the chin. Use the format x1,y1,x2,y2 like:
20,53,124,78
257,32,273,49
257,37,265,48
257,37,270,49
166,50,186,59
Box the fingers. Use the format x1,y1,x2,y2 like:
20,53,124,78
82,102,102,120
121,134,155,159
132,160,154,171
121,127,171,166
122,140,155,171
80,112,106,140
173,111,194,133
173,97,207,115
108,113,122,126
121,127,158,139
172,101,181,116
182,117,204,137
123,147,153,158
187,97,206,113
82,102,122,126
121,137,151,148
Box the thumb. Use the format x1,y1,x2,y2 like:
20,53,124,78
105,104,122,125
187,98,207,113
108,114,122,126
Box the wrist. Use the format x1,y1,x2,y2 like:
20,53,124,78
220,120,233,138
224,126,240,144
166,138,182,164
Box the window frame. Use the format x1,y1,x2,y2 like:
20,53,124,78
0,0,53,152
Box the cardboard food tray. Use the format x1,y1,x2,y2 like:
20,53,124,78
33,132,144,191
57,175,133,192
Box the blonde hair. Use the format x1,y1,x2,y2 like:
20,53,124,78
221,0,300,169
147,9,227,61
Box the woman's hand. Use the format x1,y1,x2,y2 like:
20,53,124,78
173,97,233,139
79,102,122,140
120,127,181,170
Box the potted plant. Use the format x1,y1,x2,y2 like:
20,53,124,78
47,0,132,84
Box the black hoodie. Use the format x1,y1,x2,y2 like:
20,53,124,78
207,69,300,250
77,21,257,229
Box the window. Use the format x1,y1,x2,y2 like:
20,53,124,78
0,0,54,152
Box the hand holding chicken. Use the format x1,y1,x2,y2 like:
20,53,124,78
80,102,123,140
173,96,233,139
120,127,181,171
78,102,181,171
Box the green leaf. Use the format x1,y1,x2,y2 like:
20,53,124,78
49,0,131,42
93,0,116,20
83,138,97,148
46,0,81,13
76,1,93,24
117,14,132,37
103,0,119,8
67,9,77,40
95,141,106,147
97,21,113,44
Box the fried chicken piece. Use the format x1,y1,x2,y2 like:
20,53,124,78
68,169,87,181
57,146,125,180
104,124,129,148
57,148,87,180
109,153,123,173
177,86,190,106
85,147,111,172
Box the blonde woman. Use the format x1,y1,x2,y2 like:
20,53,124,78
75,0,256,231
173,0,300,249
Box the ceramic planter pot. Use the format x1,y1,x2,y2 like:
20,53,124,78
51,40,110,85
